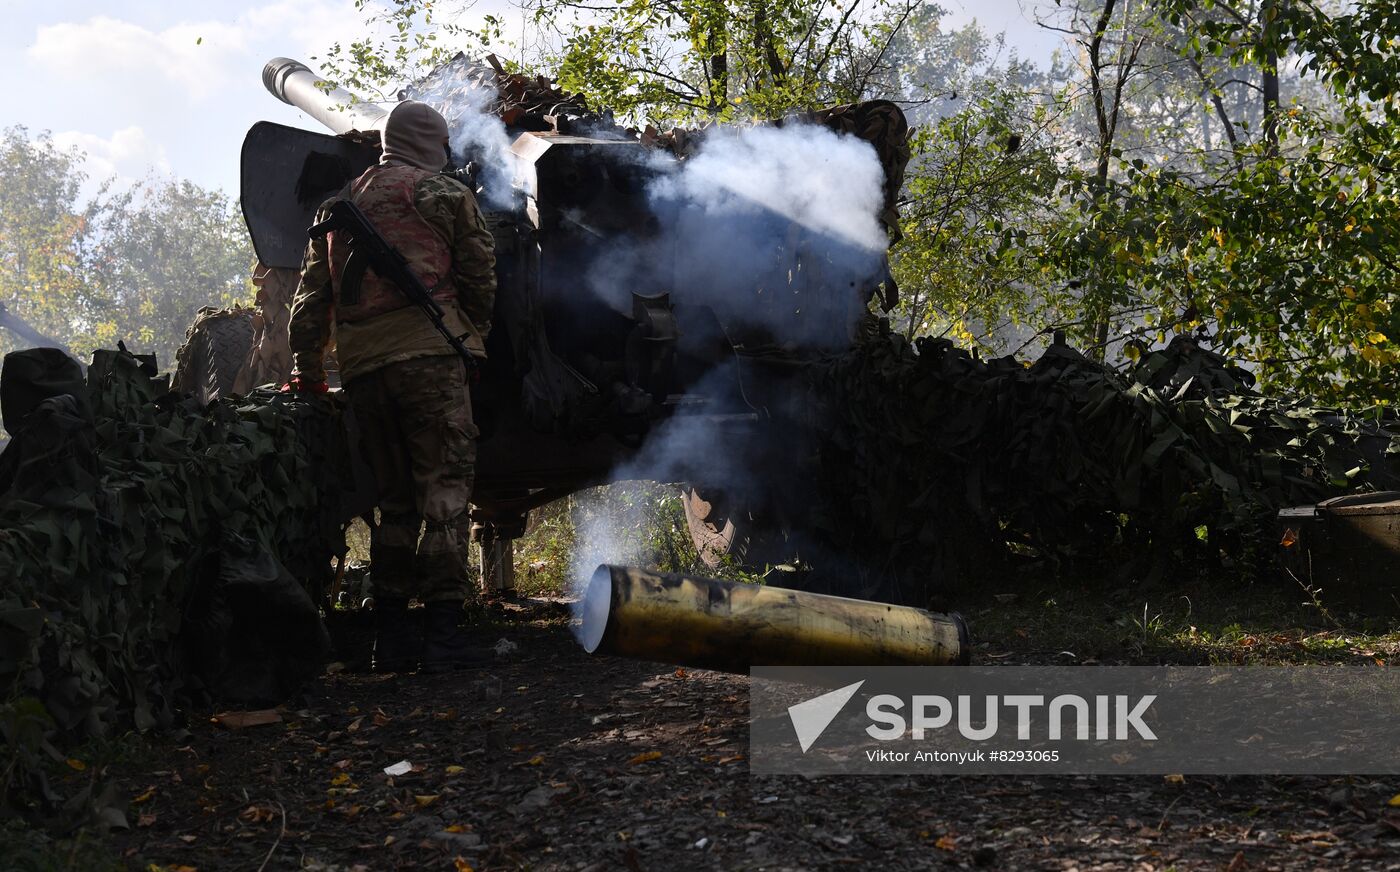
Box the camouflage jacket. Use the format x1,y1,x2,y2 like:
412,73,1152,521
288,165,497,383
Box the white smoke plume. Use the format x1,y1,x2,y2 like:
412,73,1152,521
581,123,891,348
651,123,888,253
566,363,766,638
404,64,517,209
445,86,516,209
566,125,889,638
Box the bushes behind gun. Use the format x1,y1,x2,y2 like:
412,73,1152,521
308,199,479,372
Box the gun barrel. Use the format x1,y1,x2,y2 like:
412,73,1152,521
262,57,388,135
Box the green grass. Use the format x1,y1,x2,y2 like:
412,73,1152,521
514,482,758,597
0,731,159,871
963,567,1400,664
0,820,125,872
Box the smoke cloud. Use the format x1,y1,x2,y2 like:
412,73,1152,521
407,69,517,209
582,123,890,350
562,125,890,630
566,362,779,636
652,123,887,253
445,89,517,210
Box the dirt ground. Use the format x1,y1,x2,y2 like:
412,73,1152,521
100,592,1400,872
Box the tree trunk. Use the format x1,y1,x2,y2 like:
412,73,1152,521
1261,57,1280,156
1260,0,1281,156
1087,0,1120,359
753,2,786,84
709,20,728,113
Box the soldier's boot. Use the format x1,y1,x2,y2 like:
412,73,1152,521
421,601,493,674
372,597,420,673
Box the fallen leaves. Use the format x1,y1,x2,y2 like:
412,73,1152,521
91,610,1396,872
211,710,282,730
239,803,279,825
1285,829,1338,846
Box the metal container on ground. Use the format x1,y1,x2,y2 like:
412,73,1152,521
1277,491,1400,613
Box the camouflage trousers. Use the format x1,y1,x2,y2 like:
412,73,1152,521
346,355,478,602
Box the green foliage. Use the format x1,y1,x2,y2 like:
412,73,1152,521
513,498,577,596
320,0,932,125
318,0,488,101
1036,104,1400,403
0,128,95,352
573,483,709,573
541,0,903,122
515,483,754,595
82,180,254,369
1024,0,1400,402
891,83,1062,347
0,126,254,371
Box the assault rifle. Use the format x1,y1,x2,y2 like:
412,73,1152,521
308,199,478,371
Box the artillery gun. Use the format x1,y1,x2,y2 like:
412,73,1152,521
184,55,909,592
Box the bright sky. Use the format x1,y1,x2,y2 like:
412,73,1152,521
0,0,1066,200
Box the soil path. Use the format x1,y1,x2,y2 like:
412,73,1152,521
109,609,1400,871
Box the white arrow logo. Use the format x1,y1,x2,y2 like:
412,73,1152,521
787,680,866,752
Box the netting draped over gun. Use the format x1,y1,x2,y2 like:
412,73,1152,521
308,199,480,372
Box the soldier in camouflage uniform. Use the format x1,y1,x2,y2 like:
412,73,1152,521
286,100,497,673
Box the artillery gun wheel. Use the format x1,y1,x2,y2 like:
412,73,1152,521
174,310,255,405
682,485,797,572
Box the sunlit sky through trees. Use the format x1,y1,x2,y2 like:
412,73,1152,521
0,0,1066,198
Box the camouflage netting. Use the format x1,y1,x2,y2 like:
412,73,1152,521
0,347,341,824
805,323,1400,597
